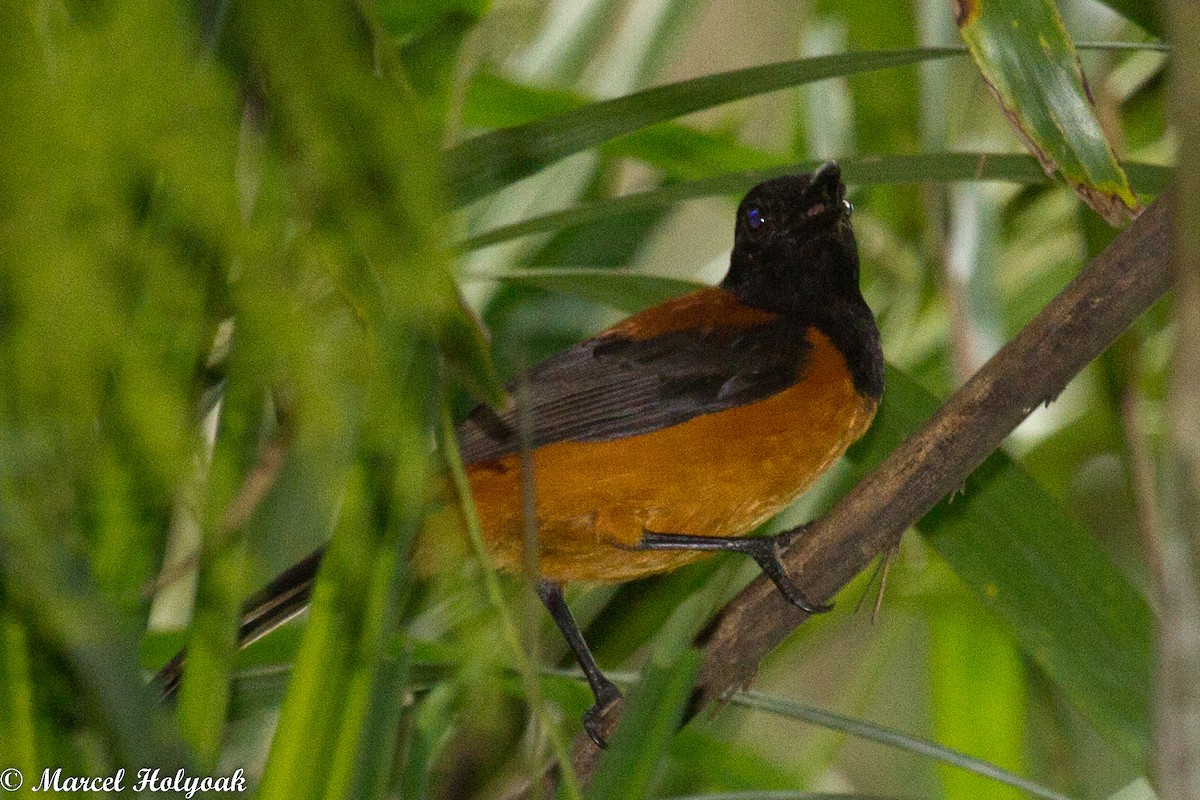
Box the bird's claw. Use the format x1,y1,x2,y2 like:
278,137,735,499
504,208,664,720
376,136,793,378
773,571,834,614
582,681,624,749
749,529,833,615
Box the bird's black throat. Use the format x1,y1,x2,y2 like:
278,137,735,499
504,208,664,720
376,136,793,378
721,229,883,401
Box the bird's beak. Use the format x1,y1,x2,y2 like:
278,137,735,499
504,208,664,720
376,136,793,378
803,161,850,220
806,161,844,203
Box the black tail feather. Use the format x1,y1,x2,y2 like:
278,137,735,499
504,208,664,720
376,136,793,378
154,546,327,700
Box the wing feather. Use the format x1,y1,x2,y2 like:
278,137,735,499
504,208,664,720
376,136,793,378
456,318,810,465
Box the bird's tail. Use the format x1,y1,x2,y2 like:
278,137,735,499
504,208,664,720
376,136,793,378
155,546,327,700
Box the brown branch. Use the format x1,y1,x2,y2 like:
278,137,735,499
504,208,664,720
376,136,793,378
692,193,1171,710
548,192,1174,786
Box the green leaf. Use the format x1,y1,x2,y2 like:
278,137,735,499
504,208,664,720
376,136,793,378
846,367,1153,763
439,290,507,409
256,469,373,800
733,688,1067,800
448,42,1165,207
585,635,702,800
375,0,489,40
0,612,39,782
322,553,414,800
955,0,1140,224
460,154,1172,251
175,361,265,767
664,727,803,795
463,73,780,177
0,515,187,770
233,1,463,794
929,603,1030,800
395,10,483,136
1089,0,1162,38
464,269,704,315
396,685,459,800
446,48,961,206
610,124,781,178
462,72,581,128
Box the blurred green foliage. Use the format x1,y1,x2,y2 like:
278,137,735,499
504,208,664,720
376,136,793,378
0,0,1177,799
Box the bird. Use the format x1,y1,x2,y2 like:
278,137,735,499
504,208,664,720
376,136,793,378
155,161,884,748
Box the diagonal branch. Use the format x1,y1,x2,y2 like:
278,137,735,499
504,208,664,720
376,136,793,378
690,193,1171,711
565,191,1173,779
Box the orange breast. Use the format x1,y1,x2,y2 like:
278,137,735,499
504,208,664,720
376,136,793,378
465,328,877,583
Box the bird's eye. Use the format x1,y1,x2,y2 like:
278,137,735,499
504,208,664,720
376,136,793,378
746,206,765,230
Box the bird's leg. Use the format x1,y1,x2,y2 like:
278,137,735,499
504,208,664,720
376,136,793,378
638,527,832,614
535,580,623,747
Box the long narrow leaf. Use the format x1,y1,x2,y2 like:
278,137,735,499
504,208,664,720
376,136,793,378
0,513,187,770
569,668,1070,800
1089,0,1162,36
586,592,710,800
396,685,458,800
460,154,1172,251
929,608,1030,800
956,0,1140,223
732,690,1070,800
462,269,704,314
446,48,961,206
447,43,1166,207
0,612,40,783
848,368,1154,762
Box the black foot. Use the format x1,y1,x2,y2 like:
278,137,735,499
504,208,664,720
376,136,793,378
638,527,833,615
534,581,626,748
745,528,833,614
582,680,624,748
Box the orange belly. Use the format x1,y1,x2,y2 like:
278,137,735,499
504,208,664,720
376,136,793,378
466,329,877,583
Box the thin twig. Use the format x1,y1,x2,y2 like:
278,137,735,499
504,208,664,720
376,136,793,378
143,425,291,599
1113,333,1165,595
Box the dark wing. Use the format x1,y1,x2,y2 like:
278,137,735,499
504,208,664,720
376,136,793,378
456,320,810,464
